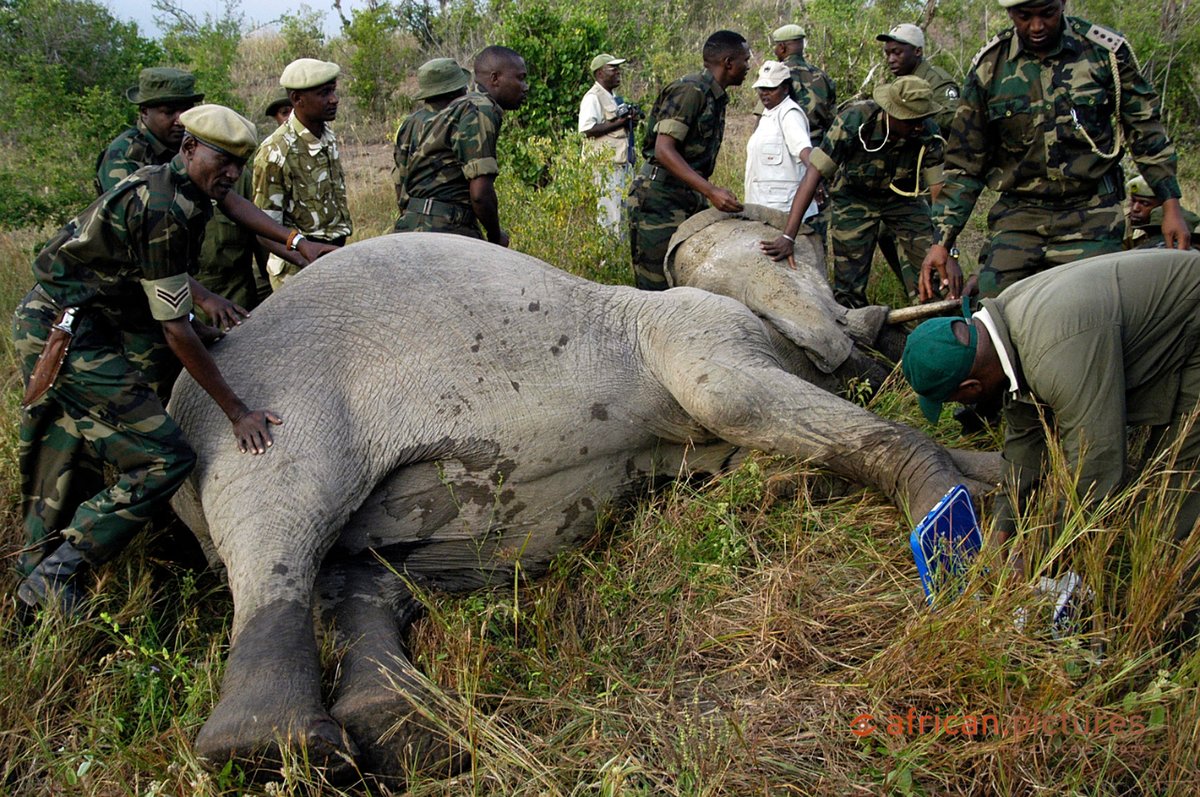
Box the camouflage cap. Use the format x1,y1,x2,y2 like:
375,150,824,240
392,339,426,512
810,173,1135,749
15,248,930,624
589,53,626,73
180,105,258,161
263,86,293,118
1125,175,1155,199
902,300,978,423
280,58,341,90
415,58,470,100
752,61,792,89
126,67,204,106
876,23,925,49
771,24,806,42
873,75,941,120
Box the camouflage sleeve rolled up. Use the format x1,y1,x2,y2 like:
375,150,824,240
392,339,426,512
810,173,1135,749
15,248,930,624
451,96,501,180
809,105,859,180
647,78,706,147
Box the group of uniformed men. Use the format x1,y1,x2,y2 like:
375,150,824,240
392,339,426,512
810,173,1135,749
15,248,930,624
13,0,1200,617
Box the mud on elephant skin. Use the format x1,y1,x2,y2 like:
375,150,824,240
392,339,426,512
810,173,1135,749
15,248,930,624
167,231,998,782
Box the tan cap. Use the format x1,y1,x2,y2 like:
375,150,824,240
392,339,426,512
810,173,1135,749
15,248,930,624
1126,175,1155,199
876,24,925,49
771,24,806,43
589,53,626,73
415,58,470,99
280,58,341,90
752,61,792,89
872,75,941,120
180,105,258,161
126,67,204,106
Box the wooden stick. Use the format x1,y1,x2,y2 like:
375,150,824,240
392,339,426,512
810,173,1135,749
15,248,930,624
885,298,962,325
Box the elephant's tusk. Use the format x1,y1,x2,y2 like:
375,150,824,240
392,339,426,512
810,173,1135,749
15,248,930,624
886,298,964,325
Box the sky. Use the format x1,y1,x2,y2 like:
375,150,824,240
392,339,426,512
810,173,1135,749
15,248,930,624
104,0,364,38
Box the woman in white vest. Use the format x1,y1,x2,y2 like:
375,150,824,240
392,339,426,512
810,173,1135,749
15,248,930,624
744,61,817,222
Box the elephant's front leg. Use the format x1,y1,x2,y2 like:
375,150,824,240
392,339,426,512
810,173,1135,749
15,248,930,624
319,556,470,784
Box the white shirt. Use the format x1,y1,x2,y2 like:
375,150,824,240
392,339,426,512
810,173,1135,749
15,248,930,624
744,96,817,218
578,82,629,165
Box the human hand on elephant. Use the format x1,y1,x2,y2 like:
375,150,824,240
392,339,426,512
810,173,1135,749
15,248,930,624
193,289,249,332
230,409,283,455
760,235,794,262
919,244,962,302
707,187,744,214
490,229,511,248
297,239,338,263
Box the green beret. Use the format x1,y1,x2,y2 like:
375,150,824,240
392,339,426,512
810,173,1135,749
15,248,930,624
180,105,258,161
771,24,806,43
126,67,204,106
263,86,292,118
280,58,341,90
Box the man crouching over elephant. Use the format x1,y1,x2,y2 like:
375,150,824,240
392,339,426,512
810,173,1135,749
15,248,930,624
12,105,336,617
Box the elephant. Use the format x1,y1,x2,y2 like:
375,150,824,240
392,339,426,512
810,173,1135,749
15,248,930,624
167,220,998,782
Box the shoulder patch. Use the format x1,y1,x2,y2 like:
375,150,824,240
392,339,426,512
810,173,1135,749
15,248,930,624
1083,23,1126,53
945,86,959,100
971,29,1011,69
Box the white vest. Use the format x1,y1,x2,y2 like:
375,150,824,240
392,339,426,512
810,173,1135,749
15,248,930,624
744,97,817,218
579,83,630,166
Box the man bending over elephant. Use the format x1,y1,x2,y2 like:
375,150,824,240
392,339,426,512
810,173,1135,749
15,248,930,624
903,249,1200,552
13,105,335,617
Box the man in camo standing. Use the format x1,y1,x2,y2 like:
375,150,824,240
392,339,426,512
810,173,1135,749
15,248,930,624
920,0,1189,301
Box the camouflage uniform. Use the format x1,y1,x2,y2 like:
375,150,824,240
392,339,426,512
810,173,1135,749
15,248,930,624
781,53,837,148
811,100,944,308
253,113,352,289
912,59,960,138
628,70,727,290
1128,205,1200,250
94,119,175,195
933,17,1181,297
394,91,503,239
391,101,436,229
13,156,205,576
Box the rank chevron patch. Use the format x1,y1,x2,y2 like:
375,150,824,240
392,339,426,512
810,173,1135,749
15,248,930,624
155,285,191,310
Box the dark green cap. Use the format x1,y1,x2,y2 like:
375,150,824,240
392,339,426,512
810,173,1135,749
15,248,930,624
126,67,204,106
263,86,293,118
901,297,977,423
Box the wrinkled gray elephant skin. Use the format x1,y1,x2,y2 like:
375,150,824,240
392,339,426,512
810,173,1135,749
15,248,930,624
168,232,991,782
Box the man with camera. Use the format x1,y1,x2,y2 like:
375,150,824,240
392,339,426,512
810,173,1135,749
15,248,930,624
578,53,640,235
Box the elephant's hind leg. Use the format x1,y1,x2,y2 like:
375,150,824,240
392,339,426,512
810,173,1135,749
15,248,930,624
195,597,359,781
320,558,470,784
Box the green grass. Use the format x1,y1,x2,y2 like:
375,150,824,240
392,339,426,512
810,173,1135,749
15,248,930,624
1,30,1199,797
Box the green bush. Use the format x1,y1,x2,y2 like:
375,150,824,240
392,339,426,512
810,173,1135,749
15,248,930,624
154,0,245,110
339,0,411,121
278,4,328,60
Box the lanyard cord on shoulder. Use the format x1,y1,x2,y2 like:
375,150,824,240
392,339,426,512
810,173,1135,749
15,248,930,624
1069,48,1123,160
859,111,927,197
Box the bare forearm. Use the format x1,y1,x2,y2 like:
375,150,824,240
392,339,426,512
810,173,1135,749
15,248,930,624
162,318,248,422
469,176,503,241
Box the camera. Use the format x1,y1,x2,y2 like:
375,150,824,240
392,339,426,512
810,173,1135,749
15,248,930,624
615,101,645,121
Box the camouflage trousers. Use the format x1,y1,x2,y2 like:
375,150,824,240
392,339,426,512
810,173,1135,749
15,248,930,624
394,197,482,239
12,289,196,575
830,190,932,309
628,172,706,290
975,191,1124,297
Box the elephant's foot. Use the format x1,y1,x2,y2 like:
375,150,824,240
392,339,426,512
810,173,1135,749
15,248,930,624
196,599,359,782
330,662,470,784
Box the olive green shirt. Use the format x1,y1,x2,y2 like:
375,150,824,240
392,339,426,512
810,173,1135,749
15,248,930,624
641,69,728,180
405,92,503,208
981,249,1200,530
911,58,960,135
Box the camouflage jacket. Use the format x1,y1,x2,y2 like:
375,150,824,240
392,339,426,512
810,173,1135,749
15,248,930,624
783,54,837,148
392,101,436,210
810,100,944,198
912,58,960,135
253,113,352,241
405,92,503,207
933,16,1181,247
94,119,175,196
35,155,210,329
641,69,727,180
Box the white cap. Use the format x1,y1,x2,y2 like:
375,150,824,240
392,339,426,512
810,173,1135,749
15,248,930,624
876,24,925,49
752,61,792,89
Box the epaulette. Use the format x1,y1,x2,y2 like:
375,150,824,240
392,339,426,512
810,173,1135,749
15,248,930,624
1079,20,1127,53
971,29,1011,69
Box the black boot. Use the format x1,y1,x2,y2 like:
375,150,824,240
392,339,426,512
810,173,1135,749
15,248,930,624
17,541,89,618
